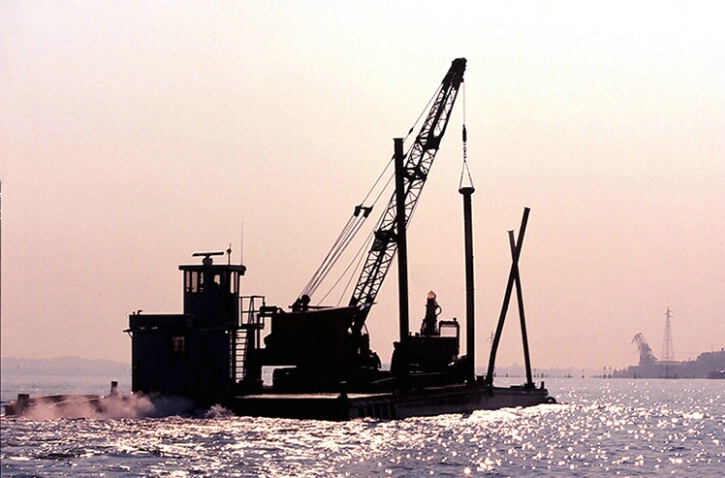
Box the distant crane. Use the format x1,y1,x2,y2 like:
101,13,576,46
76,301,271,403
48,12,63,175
632,333,657,365
661,307,675,362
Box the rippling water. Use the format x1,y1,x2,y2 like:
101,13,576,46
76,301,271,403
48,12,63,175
2,378,723,477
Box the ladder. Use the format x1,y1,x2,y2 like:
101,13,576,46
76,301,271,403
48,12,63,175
231,329,248,382
230,295,265,384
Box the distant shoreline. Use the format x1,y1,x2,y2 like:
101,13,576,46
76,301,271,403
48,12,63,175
1,356,609,379
1,356,130,376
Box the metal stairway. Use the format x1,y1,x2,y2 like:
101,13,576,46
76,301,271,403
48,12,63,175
231,329,248,382
230,295,265,384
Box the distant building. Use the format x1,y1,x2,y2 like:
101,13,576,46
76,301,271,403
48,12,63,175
614,348,725,379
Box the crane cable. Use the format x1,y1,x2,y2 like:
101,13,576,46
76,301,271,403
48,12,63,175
458,81,474,190
325,84,446,305
299,84,445,302
317,225,376,306
300,207,369,298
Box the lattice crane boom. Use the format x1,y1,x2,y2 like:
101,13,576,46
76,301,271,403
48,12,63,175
349,58,467,329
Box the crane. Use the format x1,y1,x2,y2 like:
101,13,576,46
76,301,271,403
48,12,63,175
632,333,657,365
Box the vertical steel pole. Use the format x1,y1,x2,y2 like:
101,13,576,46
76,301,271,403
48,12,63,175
394,138,410,343
459,186,476,383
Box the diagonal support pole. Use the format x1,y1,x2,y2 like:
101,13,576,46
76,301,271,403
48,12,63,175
509,229,534,387
485,207,530,386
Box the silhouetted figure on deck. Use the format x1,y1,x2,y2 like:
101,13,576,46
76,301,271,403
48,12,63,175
420,291,441,336
292,294,311,312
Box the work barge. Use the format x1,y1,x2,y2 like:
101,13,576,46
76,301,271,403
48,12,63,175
6,58,553,419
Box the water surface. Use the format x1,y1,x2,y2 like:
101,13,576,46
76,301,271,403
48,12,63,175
1,377,723,477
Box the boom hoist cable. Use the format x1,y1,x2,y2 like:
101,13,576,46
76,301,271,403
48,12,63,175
298,157,394,302
298,71,453,305
300,205,371,300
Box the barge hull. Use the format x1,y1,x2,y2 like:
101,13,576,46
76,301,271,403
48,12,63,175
227,384,550,420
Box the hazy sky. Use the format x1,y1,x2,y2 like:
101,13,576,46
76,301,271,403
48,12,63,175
1,1,723,371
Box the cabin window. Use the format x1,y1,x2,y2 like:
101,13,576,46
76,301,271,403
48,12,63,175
229,272,238,294
172,336,185,354
439,323,458,338
185,271,201,293
201,272,222,291
185,270,237,294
